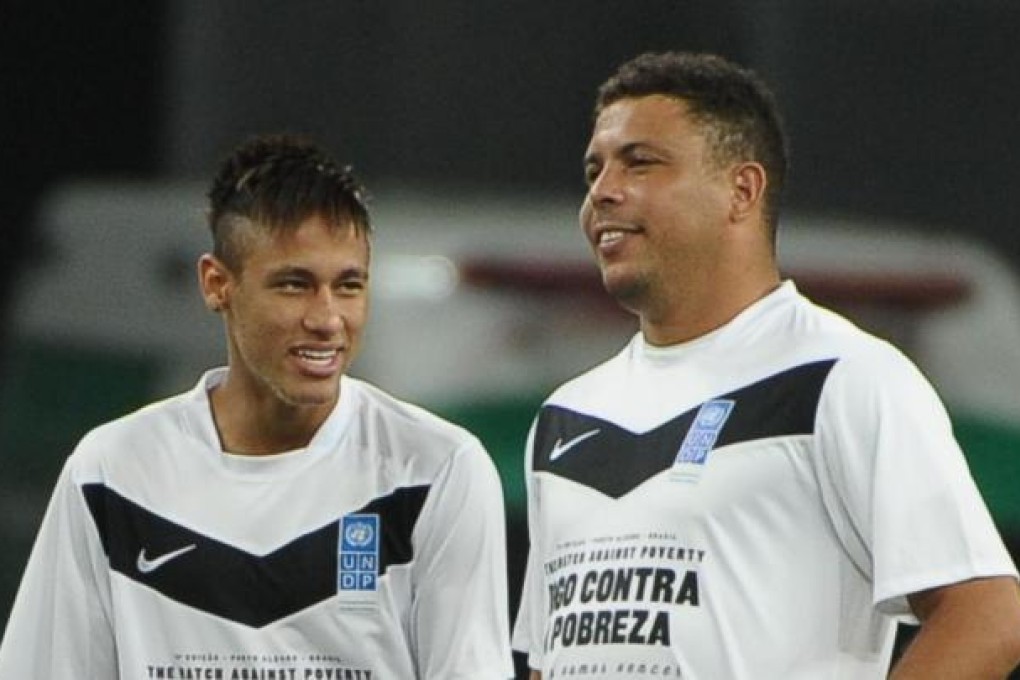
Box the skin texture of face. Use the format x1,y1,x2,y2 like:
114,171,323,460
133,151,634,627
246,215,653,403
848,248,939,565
199,213,370,453
580,95,775,345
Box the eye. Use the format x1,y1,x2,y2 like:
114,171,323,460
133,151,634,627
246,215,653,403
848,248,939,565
275,278,308,292
627,154,656,169
583,162,602,186
336,278,367,296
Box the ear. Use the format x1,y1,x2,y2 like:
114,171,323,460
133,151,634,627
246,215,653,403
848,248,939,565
198,253,233,312
730,162,767,223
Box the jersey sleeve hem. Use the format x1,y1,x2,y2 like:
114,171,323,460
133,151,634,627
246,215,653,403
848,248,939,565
874,563,1020,618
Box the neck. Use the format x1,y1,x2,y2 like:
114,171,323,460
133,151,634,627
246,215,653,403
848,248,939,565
208,380,334,455
640,265,781,347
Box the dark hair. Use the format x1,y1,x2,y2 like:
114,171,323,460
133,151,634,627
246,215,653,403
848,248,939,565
206,133,371,270
596,52,788,234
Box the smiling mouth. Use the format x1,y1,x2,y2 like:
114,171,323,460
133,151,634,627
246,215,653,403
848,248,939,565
292,348,341,372
592,220,643,251
598,229,629,246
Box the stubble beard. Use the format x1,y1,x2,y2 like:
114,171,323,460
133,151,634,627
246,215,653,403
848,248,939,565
601,266,650,317
275,376,340,409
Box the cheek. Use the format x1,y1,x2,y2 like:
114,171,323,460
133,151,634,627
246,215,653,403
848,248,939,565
229,299,296,344
345,300,370,334
578,196,594,228
660,183,721,227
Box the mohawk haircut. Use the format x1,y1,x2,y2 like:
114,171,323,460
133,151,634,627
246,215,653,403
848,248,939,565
206,134,371,270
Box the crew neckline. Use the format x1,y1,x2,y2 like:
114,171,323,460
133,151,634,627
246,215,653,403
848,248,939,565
634,280,797,363
181,368,358,479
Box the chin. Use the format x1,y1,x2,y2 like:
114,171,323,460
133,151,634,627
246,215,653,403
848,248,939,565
274,381,340,408
602,272,647,308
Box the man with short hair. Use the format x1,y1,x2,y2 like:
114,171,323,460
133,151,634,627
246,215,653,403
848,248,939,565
512,52,1020,679
0,134,514,679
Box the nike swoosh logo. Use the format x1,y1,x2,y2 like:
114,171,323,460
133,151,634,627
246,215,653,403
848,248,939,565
549,429,601,462
137,544,197,574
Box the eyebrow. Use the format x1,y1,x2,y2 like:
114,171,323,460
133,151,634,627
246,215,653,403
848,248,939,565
266,266,312,278
337,266,369,280
266,265,368,281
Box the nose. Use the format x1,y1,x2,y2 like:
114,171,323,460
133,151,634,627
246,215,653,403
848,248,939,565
588,162,625,208
302,287,344,336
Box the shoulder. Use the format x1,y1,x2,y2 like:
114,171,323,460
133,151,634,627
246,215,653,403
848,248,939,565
807,318,929,399
786,299,948,428
780,289,923,382
345,377,490,471
66,391,194,478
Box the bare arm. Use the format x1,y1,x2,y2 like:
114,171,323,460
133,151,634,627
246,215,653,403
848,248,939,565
529,672,541,680
890,576,1020,679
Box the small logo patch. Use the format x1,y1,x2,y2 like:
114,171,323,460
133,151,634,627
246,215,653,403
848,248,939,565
672,399,735,481
549,428,601,462
338,514,379,592
136,544,196,574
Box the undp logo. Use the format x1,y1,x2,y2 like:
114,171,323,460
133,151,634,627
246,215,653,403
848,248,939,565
674,398,736,469
339,514,380,592
699,402,730,427
345,520,375,548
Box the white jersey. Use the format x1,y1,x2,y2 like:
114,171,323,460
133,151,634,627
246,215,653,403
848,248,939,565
0,369,514,679
513,281,1017,679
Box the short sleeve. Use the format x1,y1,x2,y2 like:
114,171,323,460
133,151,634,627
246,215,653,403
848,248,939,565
409,438,514,679
813,344,1017,618
0,457,117,677
511,420,547,670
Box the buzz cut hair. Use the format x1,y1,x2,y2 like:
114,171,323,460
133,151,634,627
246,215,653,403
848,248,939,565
595,51,789,235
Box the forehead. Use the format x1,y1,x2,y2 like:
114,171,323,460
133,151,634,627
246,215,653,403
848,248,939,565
239,214,370,269
587,95,701,153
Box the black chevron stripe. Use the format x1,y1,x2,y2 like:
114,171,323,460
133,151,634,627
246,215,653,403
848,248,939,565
82,483,430,627
533,359,837,498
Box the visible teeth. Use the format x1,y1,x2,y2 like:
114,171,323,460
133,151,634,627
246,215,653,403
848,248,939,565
297,349,336,363
599,229,626,245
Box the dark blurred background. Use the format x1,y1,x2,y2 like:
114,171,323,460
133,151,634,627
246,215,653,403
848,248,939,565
3,1,1020,676
6,1,1020,277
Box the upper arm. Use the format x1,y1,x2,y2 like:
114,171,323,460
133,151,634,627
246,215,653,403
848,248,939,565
908,575,1020,625
0,463,116,676
411,441,513,678
511,420,549,668
892,576,1020,677
815,349,1017,615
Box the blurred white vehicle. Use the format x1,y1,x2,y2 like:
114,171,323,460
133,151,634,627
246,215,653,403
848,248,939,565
5,183,1020,526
